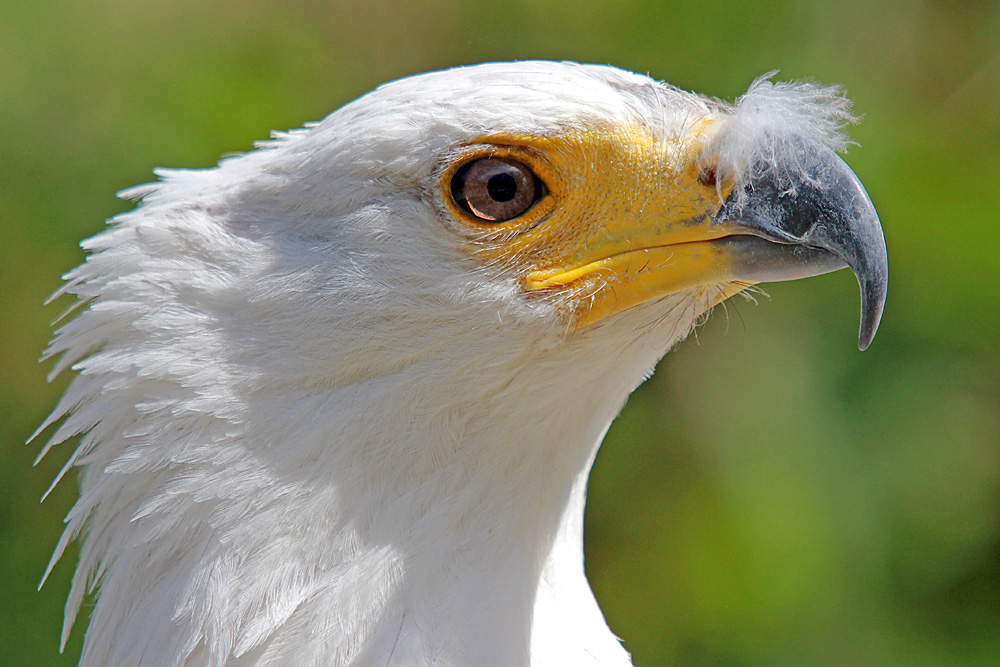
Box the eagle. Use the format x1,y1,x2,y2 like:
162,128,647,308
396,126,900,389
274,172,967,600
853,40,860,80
36,61,886,666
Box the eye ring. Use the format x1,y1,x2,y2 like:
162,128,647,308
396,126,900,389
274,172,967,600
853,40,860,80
450,157,545,223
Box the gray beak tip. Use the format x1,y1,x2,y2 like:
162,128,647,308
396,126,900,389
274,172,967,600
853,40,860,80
856,270,887,351
858,330,874,352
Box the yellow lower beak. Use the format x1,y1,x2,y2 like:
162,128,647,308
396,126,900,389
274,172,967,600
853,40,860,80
526,239,749,327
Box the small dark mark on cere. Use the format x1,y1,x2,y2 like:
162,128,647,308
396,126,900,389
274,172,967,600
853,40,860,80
678,212,711,226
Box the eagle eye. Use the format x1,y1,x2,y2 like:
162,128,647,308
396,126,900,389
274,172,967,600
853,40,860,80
450,157,544,222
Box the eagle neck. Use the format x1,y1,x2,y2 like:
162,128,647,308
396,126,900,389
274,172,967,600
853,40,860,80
288,344,636,666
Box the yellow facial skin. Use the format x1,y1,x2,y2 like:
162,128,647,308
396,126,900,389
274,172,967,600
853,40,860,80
441,123,753,327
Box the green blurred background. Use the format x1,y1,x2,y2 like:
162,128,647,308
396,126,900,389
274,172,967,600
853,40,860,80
2,0,998,664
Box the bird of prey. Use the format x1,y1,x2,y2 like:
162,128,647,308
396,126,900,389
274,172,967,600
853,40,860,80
35,61,886,666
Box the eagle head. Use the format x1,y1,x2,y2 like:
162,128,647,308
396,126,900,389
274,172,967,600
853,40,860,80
38,62,886,667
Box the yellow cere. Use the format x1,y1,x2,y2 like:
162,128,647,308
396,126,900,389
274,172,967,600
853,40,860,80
442,122,754,327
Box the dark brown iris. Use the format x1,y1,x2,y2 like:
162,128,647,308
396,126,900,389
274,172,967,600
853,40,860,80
451,157,543,222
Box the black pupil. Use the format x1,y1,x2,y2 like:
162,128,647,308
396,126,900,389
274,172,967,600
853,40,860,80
486,172,518,202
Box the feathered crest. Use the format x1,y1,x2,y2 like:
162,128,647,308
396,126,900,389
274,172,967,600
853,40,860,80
700,72,859,199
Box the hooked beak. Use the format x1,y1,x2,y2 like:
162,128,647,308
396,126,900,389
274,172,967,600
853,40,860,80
714,143,888,349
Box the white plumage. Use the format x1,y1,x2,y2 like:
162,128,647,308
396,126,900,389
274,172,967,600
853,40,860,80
36,61,885,666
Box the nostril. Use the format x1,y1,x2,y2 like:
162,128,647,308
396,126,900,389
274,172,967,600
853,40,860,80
698,167,717,188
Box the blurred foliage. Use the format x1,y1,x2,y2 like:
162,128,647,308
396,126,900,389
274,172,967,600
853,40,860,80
2,0,999,665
